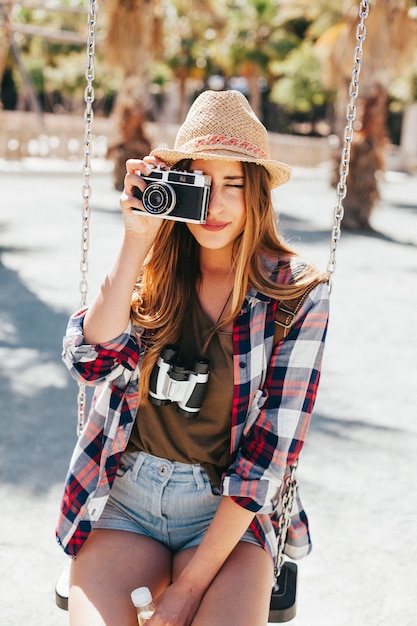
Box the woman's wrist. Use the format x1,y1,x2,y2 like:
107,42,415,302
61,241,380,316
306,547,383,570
175,497,255,595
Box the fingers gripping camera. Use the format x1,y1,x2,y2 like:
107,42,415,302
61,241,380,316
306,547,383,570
133,165,211,223
148,345,210,418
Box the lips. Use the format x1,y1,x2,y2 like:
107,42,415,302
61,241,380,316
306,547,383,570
202,222,229,231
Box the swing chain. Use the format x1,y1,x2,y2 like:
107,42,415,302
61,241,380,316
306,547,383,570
274,461,298,579
274,3,370,569
77,0,97,436
327,0,369,289
80,0,97,308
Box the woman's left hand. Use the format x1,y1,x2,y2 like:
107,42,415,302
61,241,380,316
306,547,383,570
148,579,203,626
147,497,255,624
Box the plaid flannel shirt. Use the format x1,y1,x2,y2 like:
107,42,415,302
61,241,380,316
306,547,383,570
56,255,329,562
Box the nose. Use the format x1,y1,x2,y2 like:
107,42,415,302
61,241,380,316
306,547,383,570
207,185,223,216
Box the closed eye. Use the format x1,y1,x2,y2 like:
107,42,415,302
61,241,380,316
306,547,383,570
225,176,245,189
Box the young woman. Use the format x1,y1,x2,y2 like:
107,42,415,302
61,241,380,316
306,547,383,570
56,89,329,626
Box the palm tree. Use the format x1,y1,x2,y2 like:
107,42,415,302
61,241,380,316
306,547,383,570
163,0,226,121
103,0,163,189
316,0,417,230
103,0,226,188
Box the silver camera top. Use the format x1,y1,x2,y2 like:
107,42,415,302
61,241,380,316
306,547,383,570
132,164,211,224
140,164,211,187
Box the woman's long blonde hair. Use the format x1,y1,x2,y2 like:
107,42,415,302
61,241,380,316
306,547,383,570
131,162,328,399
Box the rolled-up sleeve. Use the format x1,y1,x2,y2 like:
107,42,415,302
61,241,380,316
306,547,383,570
223,282,329,513
62,308,141,386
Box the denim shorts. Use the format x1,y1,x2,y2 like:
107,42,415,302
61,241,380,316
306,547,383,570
94,450,261,553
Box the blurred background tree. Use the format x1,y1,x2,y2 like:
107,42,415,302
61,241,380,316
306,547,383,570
316,0,417,229
1,0,417,200
102,0,164,189
162,0,226,120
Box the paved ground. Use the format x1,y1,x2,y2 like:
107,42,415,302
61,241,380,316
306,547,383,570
0,159,416,625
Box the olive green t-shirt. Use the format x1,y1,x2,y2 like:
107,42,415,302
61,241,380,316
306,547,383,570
128,299,233,487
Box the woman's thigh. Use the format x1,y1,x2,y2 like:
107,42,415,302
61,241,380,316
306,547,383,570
173,541,274,626
69,529,172,626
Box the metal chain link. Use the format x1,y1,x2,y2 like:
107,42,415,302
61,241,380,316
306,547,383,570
77,0,97,436
327,0,369,291
274,461,298,579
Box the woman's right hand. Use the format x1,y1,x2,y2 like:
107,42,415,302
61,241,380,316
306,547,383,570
82,156,168,344
120,156,165,240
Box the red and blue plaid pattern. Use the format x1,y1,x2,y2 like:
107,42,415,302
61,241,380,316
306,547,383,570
56,255,329,562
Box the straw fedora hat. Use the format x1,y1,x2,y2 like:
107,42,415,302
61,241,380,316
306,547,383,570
151,90,291,188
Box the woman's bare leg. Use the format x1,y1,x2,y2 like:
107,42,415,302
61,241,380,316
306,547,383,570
173,541,273,626
69,529,172,626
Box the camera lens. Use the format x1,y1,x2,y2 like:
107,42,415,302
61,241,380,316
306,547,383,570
142,182,176,215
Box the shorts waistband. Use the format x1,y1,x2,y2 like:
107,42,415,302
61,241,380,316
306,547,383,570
125,450,208,490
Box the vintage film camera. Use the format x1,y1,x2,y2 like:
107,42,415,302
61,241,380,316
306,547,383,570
148,345,210,418
133,165,211,223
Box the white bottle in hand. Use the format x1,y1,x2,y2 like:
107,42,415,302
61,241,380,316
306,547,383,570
131,587,156,625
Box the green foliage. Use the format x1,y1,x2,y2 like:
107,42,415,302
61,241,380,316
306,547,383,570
24,57,45,93
5,0,416,127
270,41,328,114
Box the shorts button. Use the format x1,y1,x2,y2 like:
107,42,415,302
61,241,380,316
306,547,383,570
159,464,169,476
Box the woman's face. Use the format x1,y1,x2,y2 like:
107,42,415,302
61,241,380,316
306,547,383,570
186,159,246,254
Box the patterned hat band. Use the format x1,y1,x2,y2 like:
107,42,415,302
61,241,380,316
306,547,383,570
179,134,270,161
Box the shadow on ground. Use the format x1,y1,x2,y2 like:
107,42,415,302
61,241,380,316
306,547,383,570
280,211,417,248
0,247,79,493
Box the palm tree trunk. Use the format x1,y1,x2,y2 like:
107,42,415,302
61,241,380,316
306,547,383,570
342,89,388,230
104,0,160,188
319,0,417,230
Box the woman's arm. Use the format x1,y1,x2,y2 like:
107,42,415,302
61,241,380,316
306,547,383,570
82,231,153,345
149,497,255,625
82,157,163,345
178,496,255,591
224,281,329,511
